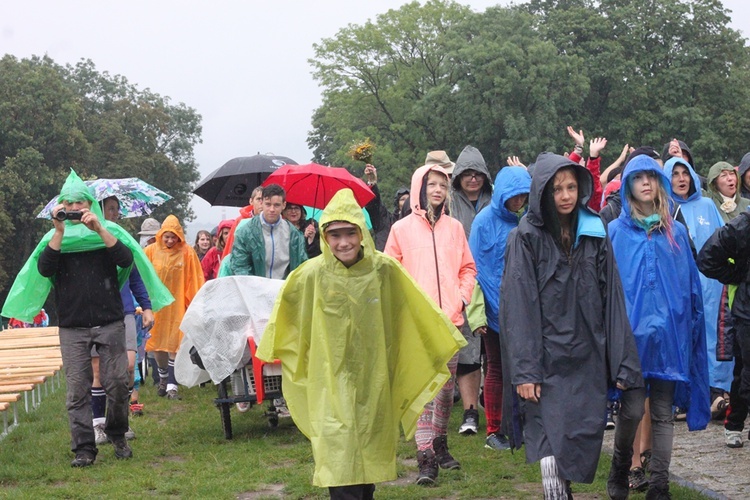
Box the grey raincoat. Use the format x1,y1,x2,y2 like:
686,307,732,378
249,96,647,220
499,153,642,483
450,145,492,238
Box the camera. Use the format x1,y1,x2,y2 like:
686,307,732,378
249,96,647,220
54,210,83,221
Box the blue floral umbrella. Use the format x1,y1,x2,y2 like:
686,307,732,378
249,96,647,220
37,177,172,219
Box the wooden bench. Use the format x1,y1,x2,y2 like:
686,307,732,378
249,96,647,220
0,327,62,438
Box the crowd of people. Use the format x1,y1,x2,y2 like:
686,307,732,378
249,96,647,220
2,127,750,500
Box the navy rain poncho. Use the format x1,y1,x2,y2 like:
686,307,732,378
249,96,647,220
500,153,642,483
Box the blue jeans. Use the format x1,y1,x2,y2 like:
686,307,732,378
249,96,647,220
59,321,129,454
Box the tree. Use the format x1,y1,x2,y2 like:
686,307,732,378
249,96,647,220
0,55,202,311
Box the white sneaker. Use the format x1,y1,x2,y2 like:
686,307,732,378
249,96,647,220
125,426,136,440
94,423,108,445
274,398,290,418
725,429,744,448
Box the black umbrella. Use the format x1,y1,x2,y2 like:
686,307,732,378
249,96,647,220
193,154,298,207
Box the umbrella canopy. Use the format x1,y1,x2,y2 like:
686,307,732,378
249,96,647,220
193,154,297,207
37,177,172,219
262,163,374,210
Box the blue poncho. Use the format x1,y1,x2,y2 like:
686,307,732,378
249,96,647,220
608,156,710,430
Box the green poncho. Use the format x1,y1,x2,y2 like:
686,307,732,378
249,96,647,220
2,170,173,322
256,188,466,487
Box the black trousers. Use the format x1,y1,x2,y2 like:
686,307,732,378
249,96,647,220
328,484,375,500
726,321,750,431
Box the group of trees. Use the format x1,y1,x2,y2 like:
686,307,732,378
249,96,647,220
0,55,201,306
308,0,750,203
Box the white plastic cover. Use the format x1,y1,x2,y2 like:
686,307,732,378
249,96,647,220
177,275,284,385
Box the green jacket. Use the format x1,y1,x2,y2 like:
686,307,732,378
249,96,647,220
228,216,308,277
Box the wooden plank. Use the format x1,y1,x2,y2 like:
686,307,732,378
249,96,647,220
0,360,62,369
0,338,60,350
0,402,8,411
0,328,59,339
0,367,58,376
0,394,22,403
0,347,61,357
0,375,46,384
0,384,35,393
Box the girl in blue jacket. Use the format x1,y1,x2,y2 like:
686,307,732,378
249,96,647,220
608,155,710,499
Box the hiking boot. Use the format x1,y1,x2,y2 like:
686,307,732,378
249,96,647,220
109,436,133,459
725,429,743,448
70,451,96,468
130,402,144,417
458,406,479,435
485,432,511,450
157,378,168,397
93,423,107,445
432,435,460,470
166,389,181,400
416,449,438,485
125,426,136,440
628,467,648,492
606,459,629,500
645,484,671,500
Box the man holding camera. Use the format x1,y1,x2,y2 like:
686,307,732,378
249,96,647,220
39,171,135,466
2,170,173,467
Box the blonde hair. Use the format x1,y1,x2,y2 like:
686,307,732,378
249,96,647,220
626,171,677,247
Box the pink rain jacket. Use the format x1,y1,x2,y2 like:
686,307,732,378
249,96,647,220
384,164,476,326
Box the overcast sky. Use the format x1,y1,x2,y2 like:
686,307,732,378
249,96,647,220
3,1,748,238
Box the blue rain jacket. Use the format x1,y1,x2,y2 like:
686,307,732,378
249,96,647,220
663,157,733,392
469,167,531,332
608,156,710,430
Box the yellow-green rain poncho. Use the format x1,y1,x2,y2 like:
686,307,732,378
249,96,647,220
256,188,466,488
2,169,174,322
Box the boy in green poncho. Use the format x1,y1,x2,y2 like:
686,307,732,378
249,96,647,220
3,170,173,467
256,189,466,499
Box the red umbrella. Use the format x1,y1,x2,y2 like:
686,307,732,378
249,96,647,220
261,163,375,209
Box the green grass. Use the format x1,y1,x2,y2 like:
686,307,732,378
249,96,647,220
0,378,710,499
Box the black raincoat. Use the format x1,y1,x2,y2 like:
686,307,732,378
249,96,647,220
499,153,643,483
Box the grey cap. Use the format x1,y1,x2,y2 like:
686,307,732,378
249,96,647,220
137,218,160,236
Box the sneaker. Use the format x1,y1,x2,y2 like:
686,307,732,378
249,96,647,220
416,449,439,485
628,466,648,492
125,427,136,440
130,402,144,417
432,435,460,470
157,378,168,397
274,398,290,418
645,484,671,500
70,451,96,468
605,408,616,430
166,389,181,400
458,406,479,435
236,401,251,413
606,459,629,500
93,423,108,445
108,436,133,459
725,429,744,448
485,433,511,451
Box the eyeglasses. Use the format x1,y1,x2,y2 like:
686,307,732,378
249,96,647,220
285,206,301,211
461,172,481,180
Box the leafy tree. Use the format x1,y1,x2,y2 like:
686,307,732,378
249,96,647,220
0,55,202,311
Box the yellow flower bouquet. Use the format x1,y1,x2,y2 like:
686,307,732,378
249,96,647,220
348,138,375,164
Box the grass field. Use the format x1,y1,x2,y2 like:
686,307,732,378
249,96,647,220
0,376,709,499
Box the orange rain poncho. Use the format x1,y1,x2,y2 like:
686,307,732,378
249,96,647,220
145,215,204,352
